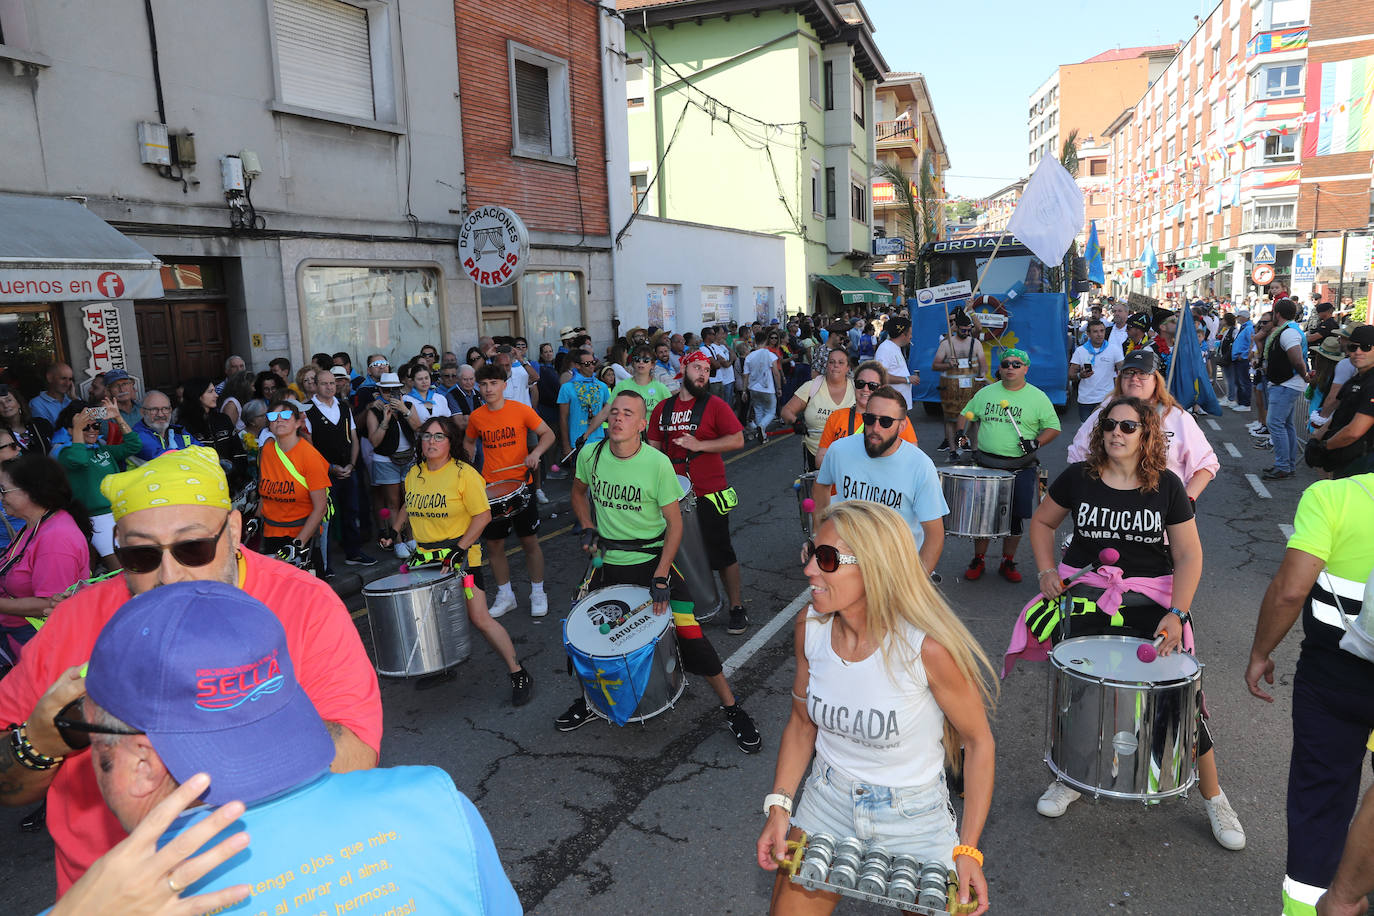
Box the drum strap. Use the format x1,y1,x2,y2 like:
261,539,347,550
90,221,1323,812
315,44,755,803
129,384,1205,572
1024,596,1121,642
702,487,738,515
268,441,336,522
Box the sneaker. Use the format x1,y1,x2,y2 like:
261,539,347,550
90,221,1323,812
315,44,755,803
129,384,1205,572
323,567,336,581
536,488,549,505
1216,397,1233,407
965,554,986,581
727,606,749,635
555,697,593,731
489,591,517,619
1246,420,1263,430
937,438,951,451
1204,790,1246,850
1249,425,1270,437
1036,781,1081,817
393,541,413,559
1262,468,1294,480
345,552,379,567
723,705,762,754
998,557,1022,584
510,668,534,707
1253,437,1272,449
529,590,548,618
1230,404,1251,413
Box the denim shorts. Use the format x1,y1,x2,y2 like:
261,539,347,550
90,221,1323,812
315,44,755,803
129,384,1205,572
792,756,958,868
370,454,404,485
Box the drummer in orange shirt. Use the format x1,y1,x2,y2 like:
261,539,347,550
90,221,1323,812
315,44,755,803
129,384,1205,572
257,399,332,574
465,363,556,620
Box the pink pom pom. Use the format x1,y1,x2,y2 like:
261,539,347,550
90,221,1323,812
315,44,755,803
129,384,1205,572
802,498,815,512
550,464,561,473
1136,642,1157,663
398,564,408,573
1098,547,1119,565
379,508,391,520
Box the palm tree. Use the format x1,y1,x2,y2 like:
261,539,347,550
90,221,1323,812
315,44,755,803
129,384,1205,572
1057,128,1082,296
875,154,939,288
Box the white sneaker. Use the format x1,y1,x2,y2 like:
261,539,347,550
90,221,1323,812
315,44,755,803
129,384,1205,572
1246,421,1263,431
1217,397,1233,407
530,590,548,618
1231,404,1251,413
1036,781,1081,817
536,488,549,505
489,591,517,619
393,541,412,559
1204,790,1246,850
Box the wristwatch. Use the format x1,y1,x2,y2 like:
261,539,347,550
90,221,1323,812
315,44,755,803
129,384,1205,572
1167,607,1192,625
763,792,793,816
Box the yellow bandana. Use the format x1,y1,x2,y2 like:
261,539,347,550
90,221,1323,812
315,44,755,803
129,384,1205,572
101,446,232,520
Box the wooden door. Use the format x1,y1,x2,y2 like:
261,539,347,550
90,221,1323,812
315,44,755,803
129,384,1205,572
136,302,229,393
136,304,177,393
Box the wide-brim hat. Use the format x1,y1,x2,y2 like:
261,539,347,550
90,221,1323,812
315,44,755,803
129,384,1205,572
1315,337,1345,361
378,372,402,388
559,326,578,340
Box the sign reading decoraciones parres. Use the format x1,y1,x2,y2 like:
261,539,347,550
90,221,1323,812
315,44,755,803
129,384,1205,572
457,206,530,288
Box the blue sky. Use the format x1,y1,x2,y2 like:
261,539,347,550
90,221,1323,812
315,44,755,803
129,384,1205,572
864,0,1220,200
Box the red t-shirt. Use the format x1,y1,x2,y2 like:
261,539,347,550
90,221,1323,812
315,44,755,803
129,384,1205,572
648,393,742,495
0,548,383,895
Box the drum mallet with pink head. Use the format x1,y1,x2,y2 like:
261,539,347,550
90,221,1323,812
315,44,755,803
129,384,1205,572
1136,634,1167,663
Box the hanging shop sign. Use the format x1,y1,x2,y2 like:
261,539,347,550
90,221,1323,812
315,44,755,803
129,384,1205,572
82,302,128,378
457,206,530,288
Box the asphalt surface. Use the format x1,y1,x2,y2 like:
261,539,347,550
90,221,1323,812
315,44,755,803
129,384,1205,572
0,397,1359,914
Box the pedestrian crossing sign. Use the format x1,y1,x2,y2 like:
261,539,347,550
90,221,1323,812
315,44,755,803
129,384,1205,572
1253,244,1276,264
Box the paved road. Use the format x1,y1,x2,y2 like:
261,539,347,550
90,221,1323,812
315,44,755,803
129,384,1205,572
0,399,1347,914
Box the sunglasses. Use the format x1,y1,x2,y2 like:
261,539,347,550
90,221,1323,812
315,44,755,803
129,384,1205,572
854,379,881,392
53,696,145,751
801,539,859,572
861,413,901,429
419,432,449,442
1000,361,1025,370
265,410,296,421
579,361,596,367
1101,417,1142,434
82,424,100,432
1355,343,1374,353
369,360,389,368
632,355,653,363
113,516,230,574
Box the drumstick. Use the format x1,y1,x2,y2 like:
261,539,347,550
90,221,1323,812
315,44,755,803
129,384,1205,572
1039,547,1120,601
999,399,1032,454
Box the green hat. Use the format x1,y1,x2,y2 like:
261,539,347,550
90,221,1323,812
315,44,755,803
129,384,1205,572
1003,348,1030,365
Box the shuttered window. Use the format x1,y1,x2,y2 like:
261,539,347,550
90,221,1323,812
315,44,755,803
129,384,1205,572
514,60,552,156
273,0,375,120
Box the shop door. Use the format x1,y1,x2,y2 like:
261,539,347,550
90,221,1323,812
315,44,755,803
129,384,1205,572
136,302,229,393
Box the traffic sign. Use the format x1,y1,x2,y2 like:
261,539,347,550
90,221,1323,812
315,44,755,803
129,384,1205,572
1252,264,1275,285
1293,248,1317,282
1253,244,1277,265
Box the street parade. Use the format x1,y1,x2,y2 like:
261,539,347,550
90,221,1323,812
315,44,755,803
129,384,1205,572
1,0,1374,914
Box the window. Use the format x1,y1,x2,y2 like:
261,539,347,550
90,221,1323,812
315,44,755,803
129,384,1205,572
825,168,836,218
809,49,820,105
1090,159,1107,177
823,61,834,110
272,0,395,124
851,182,866,223
1270,0,1308,28
631,172,649,212
1255,64,1303,99
1230,23,1241,58
1210,99,1225,133
811,161,823,216
508,41,573,163
852,75,865,126
1263,132,1298,163
1211,43,1220,72
518,270,584,341
299,264,442,363
1242,200,1296,231
626,53,647,109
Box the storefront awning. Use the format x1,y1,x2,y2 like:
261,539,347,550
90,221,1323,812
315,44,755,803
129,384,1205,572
0,194,162,303
816,274,894,305
1168,265,1219,288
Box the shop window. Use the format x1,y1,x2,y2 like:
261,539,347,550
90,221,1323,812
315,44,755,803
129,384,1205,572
517,270,584,344
0,304,65,398
298,264,442,365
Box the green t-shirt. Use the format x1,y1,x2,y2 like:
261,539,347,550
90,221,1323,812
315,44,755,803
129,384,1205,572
964,381,1060,458
576,440,683,565
610,377,672,416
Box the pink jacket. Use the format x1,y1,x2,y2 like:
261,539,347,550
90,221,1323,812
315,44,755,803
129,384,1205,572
1067,405,1220,485
1002,563,1195,678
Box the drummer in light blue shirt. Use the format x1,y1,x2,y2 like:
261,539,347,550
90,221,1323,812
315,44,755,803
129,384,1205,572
812,385,947,573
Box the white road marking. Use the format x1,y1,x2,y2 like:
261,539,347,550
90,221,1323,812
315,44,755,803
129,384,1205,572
1224,442,1242,459
722,586,810,679
1246,474,1272,499
1279,524,1295,539
1206,418,1222,431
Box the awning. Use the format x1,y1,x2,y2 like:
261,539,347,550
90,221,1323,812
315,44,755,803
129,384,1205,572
1168,265,1220,288
816,274,894,305
0,195,162,303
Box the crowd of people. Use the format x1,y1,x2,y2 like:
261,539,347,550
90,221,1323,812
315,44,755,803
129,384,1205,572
0,286,1371,915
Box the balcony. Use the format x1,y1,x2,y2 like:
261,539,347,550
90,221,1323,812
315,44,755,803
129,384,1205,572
876,118,920,156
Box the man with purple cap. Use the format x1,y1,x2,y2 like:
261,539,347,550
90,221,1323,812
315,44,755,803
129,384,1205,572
60,580,520,914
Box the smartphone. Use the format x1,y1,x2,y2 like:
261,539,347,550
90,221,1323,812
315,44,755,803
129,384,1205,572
89,406,109,420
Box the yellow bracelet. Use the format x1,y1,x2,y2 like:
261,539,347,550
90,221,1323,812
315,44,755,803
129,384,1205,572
952,844,984,866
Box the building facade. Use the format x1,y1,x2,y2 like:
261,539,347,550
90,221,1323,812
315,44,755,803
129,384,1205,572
621,0,890,316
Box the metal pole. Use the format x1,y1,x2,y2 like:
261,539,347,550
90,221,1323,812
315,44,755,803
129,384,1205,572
1336,228,1349,307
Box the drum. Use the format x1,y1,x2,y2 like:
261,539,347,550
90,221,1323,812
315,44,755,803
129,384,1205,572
362,569,472,678
675,475,725,621
1045,635,1201,802
486,478,530,519
939,467,1015,538
796,471,819,537
564,585,686,725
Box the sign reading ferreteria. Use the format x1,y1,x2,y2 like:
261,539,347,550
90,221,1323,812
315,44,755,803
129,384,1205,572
82,302,127,378
457,206,530,288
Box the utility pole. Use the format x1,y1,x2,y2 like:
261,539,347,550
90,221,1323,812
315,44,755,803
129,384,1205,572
1336,228,1349,306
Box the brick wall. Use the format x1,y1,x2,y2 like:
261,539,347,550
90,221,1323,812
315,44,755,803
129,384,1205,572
455,0,610,237
1296,0,1374,234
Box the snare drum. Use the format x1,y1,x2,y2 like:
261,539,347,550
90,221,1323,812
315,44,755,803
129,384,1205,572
796,471,819,537
485,478,530,519
362,569,472,678
1045,635,1201,802
564,585,686,725
939,467,1015,538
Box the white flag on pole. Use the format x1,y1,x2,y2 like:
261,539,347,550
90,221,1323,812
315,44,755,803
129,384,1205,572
1005,157,1085,267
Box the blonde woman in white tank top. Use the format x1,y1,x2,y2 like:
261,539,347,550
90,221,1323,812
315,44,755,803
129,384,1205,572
755,500,997,916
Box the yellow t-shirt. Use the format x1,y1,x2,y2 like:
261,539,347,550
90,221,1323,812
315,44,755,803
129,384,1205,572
402,460,490,566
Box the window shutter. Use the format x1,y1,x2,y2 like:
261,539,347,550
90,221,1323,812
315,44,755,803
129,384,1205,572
274,0,375,120
515,60,552,154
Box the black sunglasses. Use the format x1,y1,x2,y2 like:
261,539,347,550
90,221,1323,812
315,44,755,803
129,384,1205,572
113,516,231,574
861,413,901,429
54,696,144,751
1001,360,1025,370
1355,343,1374,353
1100,417,1142,434
801,539,859,573
632,355,653,363
854,379,881,392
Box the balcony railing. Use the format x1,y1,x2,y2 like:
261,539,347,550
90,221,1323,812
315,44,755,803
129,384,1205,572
1243,211,1297,232
876,119,917,143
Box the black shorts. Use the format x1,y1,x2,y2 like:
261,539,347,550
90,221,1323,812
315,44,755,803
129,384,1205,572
697,492,737,570
588,558,722,677
1009,466,1038,536
484,495,540,541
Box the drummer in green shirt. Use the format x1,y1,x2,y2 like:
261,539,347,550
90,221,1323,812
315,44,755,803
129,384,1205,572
954,348,1060,584
585,344,672,435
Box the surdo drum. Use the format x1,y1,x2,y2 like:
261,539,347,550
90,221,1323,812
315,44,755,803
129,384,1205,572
563,585,686,725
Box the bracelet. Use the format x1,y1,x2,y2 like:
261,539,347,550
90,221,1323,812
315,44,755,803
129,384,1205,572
1168,607,1192,625
9,722,63,771
952,844,984,867
1037,569,1059,579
